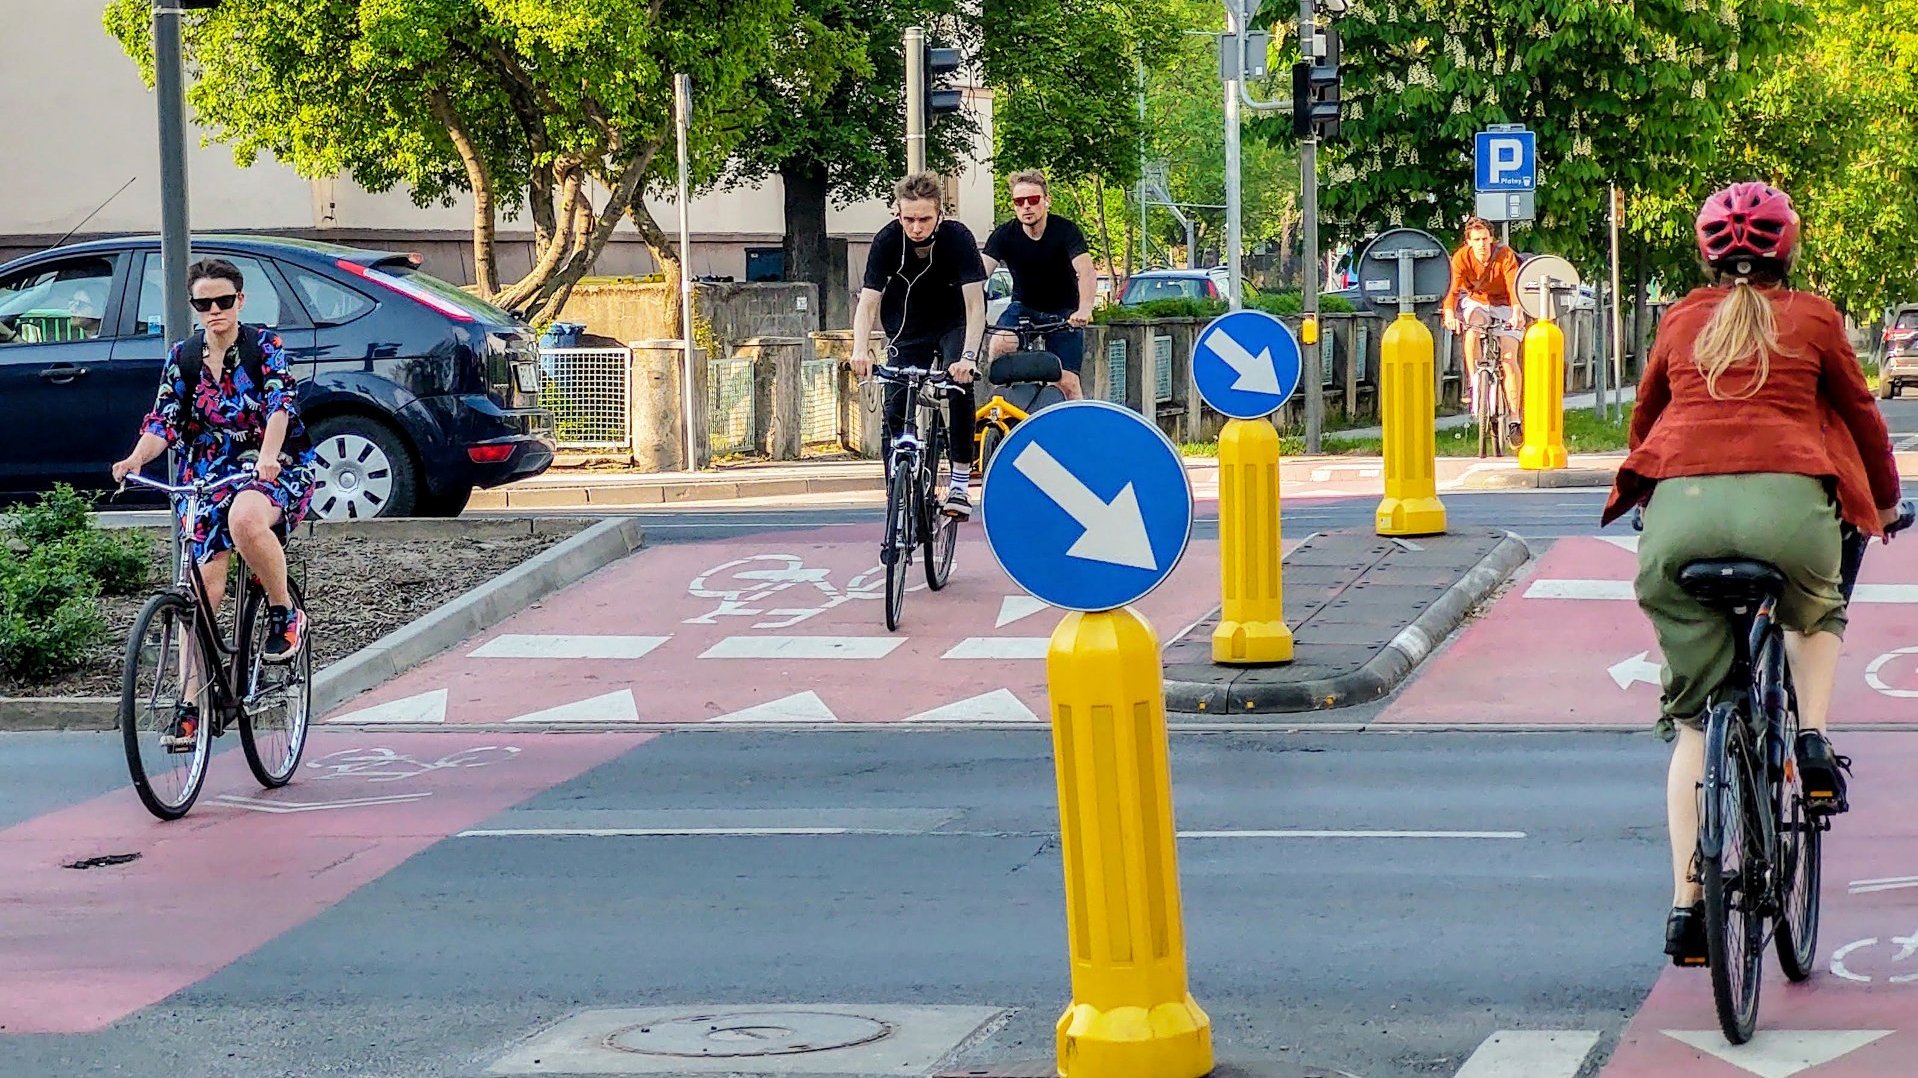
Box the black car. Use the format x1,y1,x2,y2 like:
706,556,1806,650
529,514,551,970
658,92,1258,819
0,236,555,517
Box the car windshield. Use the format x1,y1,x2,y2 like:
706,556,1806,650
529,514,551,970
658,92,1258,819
1121,276,1208,304
378,262,518,323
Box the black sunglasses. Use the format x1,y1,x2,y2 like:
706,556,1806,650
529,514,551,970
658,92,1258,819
189,293,240,313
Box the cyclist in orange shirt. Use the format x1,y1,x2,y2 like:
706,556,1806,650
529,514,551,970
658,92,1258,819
1441,217,1528,443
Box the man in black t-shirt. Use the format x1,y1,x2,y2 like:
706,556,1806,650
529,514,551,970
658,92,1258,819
850,172,988,518
982,170,1098,399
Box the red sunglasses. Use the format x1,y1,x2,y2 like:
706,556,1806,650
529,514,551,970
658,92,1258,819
1012,194,1044,208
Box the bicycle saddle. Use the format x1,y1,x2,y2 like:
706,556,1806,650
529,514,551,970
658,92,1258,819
1678,559,1787,608
991,350,1064,385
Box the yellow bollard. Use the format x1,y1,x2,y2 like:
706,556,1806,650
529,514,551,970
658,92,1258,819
1212,418,1293,663
1048,607,1213,1078
1518,318,1569,470
1375,312,1447,536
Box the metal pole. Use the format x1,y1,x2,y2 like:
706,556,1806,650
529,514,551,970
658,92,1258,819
1299,0,1321,453
153,0,190,571
1609,184,1625,418
1138,54,1148,275
675,74,699,471
904,26,926,176
1223,32,1243,312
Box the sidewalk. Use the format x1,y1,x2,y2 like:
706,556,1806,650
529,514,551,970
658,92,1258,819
1333,387,1639,441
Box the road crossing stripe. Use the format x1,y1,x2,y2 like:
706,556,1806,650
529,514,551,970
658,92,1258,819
699,636,905,659
1453,1030,1598,1078
942,637,1051,659
470,634,670,659
1526,579,1918,603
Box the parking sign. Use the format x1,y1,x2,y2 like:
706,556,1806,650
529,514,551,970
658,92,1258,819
1474,129,1536,192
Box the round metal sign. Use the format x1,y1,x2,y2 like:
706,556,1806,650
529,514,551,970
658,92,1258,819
1356,227,1450,315
1514,254,1582,321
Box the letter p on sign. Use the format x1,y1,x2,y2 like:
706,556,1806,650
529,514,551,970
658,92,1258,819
1489,138,1523,183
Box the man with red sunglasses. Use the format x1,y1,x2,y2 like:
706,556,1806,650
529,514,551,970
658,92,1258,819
983,170,1097,400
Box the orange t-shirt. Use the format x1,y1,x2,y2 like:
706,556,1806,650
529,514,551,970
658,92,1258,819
1600,285,1900,535
1441,244,1520,311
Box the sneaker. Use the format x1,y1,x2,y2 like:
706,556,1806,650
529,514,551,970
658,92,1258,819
264,606,306,664
943,488,973,520
161,705,200,754
1797,730,1851,814
1665,901,1708,967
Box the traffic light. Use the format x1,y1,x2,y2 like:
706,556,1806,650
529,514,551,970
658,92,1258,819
925,45,964,117
1291,24,1341,140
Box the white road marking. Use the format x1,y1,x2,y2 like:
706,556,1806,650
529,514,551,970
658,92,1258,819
1453,1030,1598,1078
903,689,1043,724
700,636,905,660
1608,651,1660,690
1849,874,1918,895
710,691,839,724
508,690,640,724
995,595,1051,628
1660,1029,1893,1077
324,688,447,725
1865,645,1918,698
470,634,669,660
217,792,433,813
942,637,1051,660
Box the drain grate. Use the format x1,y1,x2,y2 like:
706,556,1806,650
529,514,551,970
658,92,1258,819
606,1010,892,1059
64,853,141,870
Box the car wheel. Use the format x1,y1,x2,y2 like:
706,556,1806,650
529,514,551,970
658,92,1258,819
414,483,473,517
307,416,418,519
1881,378,1897,401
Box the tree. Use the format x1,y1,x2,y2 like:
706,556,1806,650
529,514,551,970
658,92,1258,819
105,0,800,326
1249,1,1804,284
722,0,976,321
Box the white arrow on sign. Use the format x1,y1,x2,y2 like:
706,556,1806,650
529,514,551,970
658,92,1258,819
1203,326,1283,395
1609,651,1660,690
1012,443,1157,571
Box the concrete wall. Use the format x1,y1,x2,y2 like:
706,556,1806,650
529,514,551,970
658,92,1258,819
556,281,820,360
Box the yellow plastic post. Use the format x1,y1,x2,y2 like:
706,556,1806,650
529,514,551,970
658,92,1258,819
1213,418,1293,663
1048,607,1213,1078
1518,318,1568,470
1375,312,1447,536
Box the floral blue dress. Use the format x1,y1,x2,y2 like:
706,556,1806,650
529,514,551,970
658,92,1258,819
140,326,318,563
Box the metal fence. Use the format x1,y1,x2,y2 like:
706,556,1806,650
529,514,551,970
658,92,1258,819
800,359,839,445
537,347,631,450
708,355,757,456
1104,337,1129,405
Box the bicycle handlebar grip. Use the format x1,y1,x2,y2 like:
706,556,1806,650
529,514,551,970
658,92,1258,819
1892,499,1917,538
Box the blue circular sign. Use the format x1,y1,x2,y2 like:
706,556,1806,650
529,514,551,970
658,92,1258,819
980,400,1193,613
1192,310,1302,420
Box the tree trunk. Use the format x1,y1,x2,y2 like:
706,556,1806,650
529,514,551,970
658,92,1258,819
624,191,684,336
427,90,499,295
1092,176,1117,285
1631,241,1651,375
780,159,830,316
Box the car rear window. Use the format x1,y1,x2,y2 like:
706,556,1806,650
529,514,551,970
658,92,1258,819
1122,276,1208,304
378,262,517,323
1895,311,1918,331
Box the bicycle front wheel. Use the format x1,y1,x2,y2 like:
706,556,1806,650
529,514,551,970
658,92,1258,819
1703,709,1765,1044
1475,371,1495,457
121,591,213,821
237,582,312,788
883,461,913,631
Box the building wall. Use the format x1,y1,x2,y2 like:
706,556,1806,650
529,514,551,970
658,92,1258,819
0,0,1000,325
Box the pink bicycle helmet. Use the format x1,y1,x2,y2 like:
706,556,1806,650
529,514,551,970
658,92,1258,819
1695,182,1799,268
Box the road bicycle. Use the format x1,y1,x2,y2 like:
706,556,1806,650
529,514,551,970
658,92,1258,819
869,363,965,631
976,317,1072,480
1660,498,1915,1042
1464,310,1518,457
117,468,313,820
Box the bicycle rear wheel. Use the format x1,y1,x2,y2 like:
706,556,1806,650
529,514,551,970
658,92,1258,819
1772,662,1822,981
121,591,213,821
1703,707,1765,1044
978,424,1004,487
237,581,312,788
883,460,913,631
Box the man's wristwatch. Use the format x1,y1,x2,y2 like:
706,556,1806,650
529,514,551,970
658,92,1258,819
960,350,977,364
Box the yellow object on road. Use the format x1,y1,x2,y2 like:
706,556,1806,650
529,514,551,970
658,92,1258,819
1518,318,1568,470
1375,312,1447,536
1212,418,1293,664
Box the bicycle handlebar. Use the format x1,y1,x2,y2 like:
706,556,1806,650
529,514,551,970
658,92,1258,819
118,466,256,500
869,365,964,390
986,319,1075,336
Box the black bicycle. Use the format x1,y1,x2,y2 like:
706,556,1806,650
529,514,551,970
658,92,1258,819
1465,310,1517,457
117,468,313,820
1670,499,1915,1042
870,363,964,631
976,318,1072,480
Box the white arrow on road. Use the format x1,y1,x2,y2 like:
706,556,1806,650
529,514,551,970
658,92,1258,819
1012,443,1157,570
1608,651,1661,690
1203,325,1283,395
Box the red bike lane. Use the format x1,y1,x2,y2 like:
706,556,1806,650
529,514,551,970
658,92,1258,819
320,524,1224,729
0,730,644,1035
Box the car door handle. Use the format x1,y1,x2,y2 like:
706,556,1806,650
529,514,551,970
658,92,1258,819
39,365,89,382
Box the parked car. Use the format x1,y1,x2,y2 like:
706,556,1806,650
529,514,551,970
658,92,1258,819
0,235,554,518
984,267,1116,325
1881,303,1918,400
1118,268,1232,306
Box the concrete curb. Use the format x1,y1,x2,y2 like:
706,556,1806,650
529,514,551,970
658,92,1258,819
1165,531,1532,718
1452,466,1621,490
0,516,646,733
469,474,878,509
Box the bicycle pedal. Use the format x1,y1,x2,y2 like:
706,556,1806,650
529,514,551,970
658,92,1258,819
1672,954,1708,968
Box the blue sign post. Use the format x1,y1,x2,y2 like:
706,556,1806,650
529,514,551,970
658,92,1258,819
981,400,1193,612
1192,309,1302,420
1474,129,1537,191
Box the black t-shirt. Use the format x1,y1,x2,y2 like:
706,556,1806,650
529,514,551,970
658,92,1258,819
984,215,1089,314
862,219,987,347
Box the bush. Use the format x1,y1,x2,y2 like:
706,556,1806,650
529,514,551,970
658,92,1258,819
58,529,153,596
0,545,108,682
1094,297,1227,323
3,483,92,547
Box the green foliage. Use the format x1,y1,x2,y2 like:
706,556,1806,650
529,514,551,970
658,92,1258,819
59,530,153,597
0,489,156,682
3,483,91,547
1096,298,1227,322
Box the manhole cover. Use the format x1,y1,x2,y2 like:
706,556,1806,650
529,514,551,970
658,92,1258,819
605,1010,893,1058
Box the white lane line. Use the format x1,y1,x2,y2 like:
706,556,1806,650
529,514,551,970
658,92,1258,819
700,636,905,660
456,827,1529,840
471,634,670,659
1454,1030,1599,1078
942,637,1051,660
1526,579,1918,603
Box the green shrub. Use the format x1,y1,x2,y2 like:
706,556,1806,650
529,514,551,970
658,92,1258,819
0,545,107,681
1094,297,1227,323
58,529,153,596
3,483,92,547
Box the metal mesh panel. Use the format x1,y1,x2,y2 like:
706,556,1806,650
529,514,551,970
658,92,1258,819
708,355,757,456
1153,333,1173,403
800,359,839,445
1105,337,1128,404
537,347,630,449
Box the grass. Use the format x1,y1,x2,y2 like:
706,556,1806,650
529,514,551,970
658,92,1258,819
1181,404,1634,459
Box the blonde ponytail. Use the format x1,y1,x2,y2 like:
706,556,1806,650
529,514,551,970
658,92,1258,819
1692,280,1780,400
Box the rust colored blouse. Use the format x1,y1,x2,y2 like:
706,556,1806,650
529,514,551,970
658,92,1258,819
1601,285,1900,536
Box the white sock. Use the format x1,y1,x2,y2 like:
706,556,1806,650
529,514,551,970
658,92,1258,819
949,464,971,491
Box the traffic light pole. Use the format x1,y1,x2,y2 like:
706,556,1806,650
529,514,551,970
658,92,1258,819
1223,58,1243,312
1298,0,1321,453
153,1,193,349
904,25,926,176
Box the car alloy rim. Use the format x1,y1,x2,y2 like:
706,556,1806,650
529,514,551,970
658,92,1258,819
311,433,396,520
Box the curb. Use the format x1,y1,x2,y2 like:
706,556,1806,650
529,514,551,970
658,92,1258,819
1452,466,1620,490
0,516,646,733
1165,531,1532,717
468,474,879,509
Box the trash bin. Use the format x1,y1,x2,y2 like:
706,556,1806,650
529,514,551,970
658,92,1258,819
539,321,586,349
